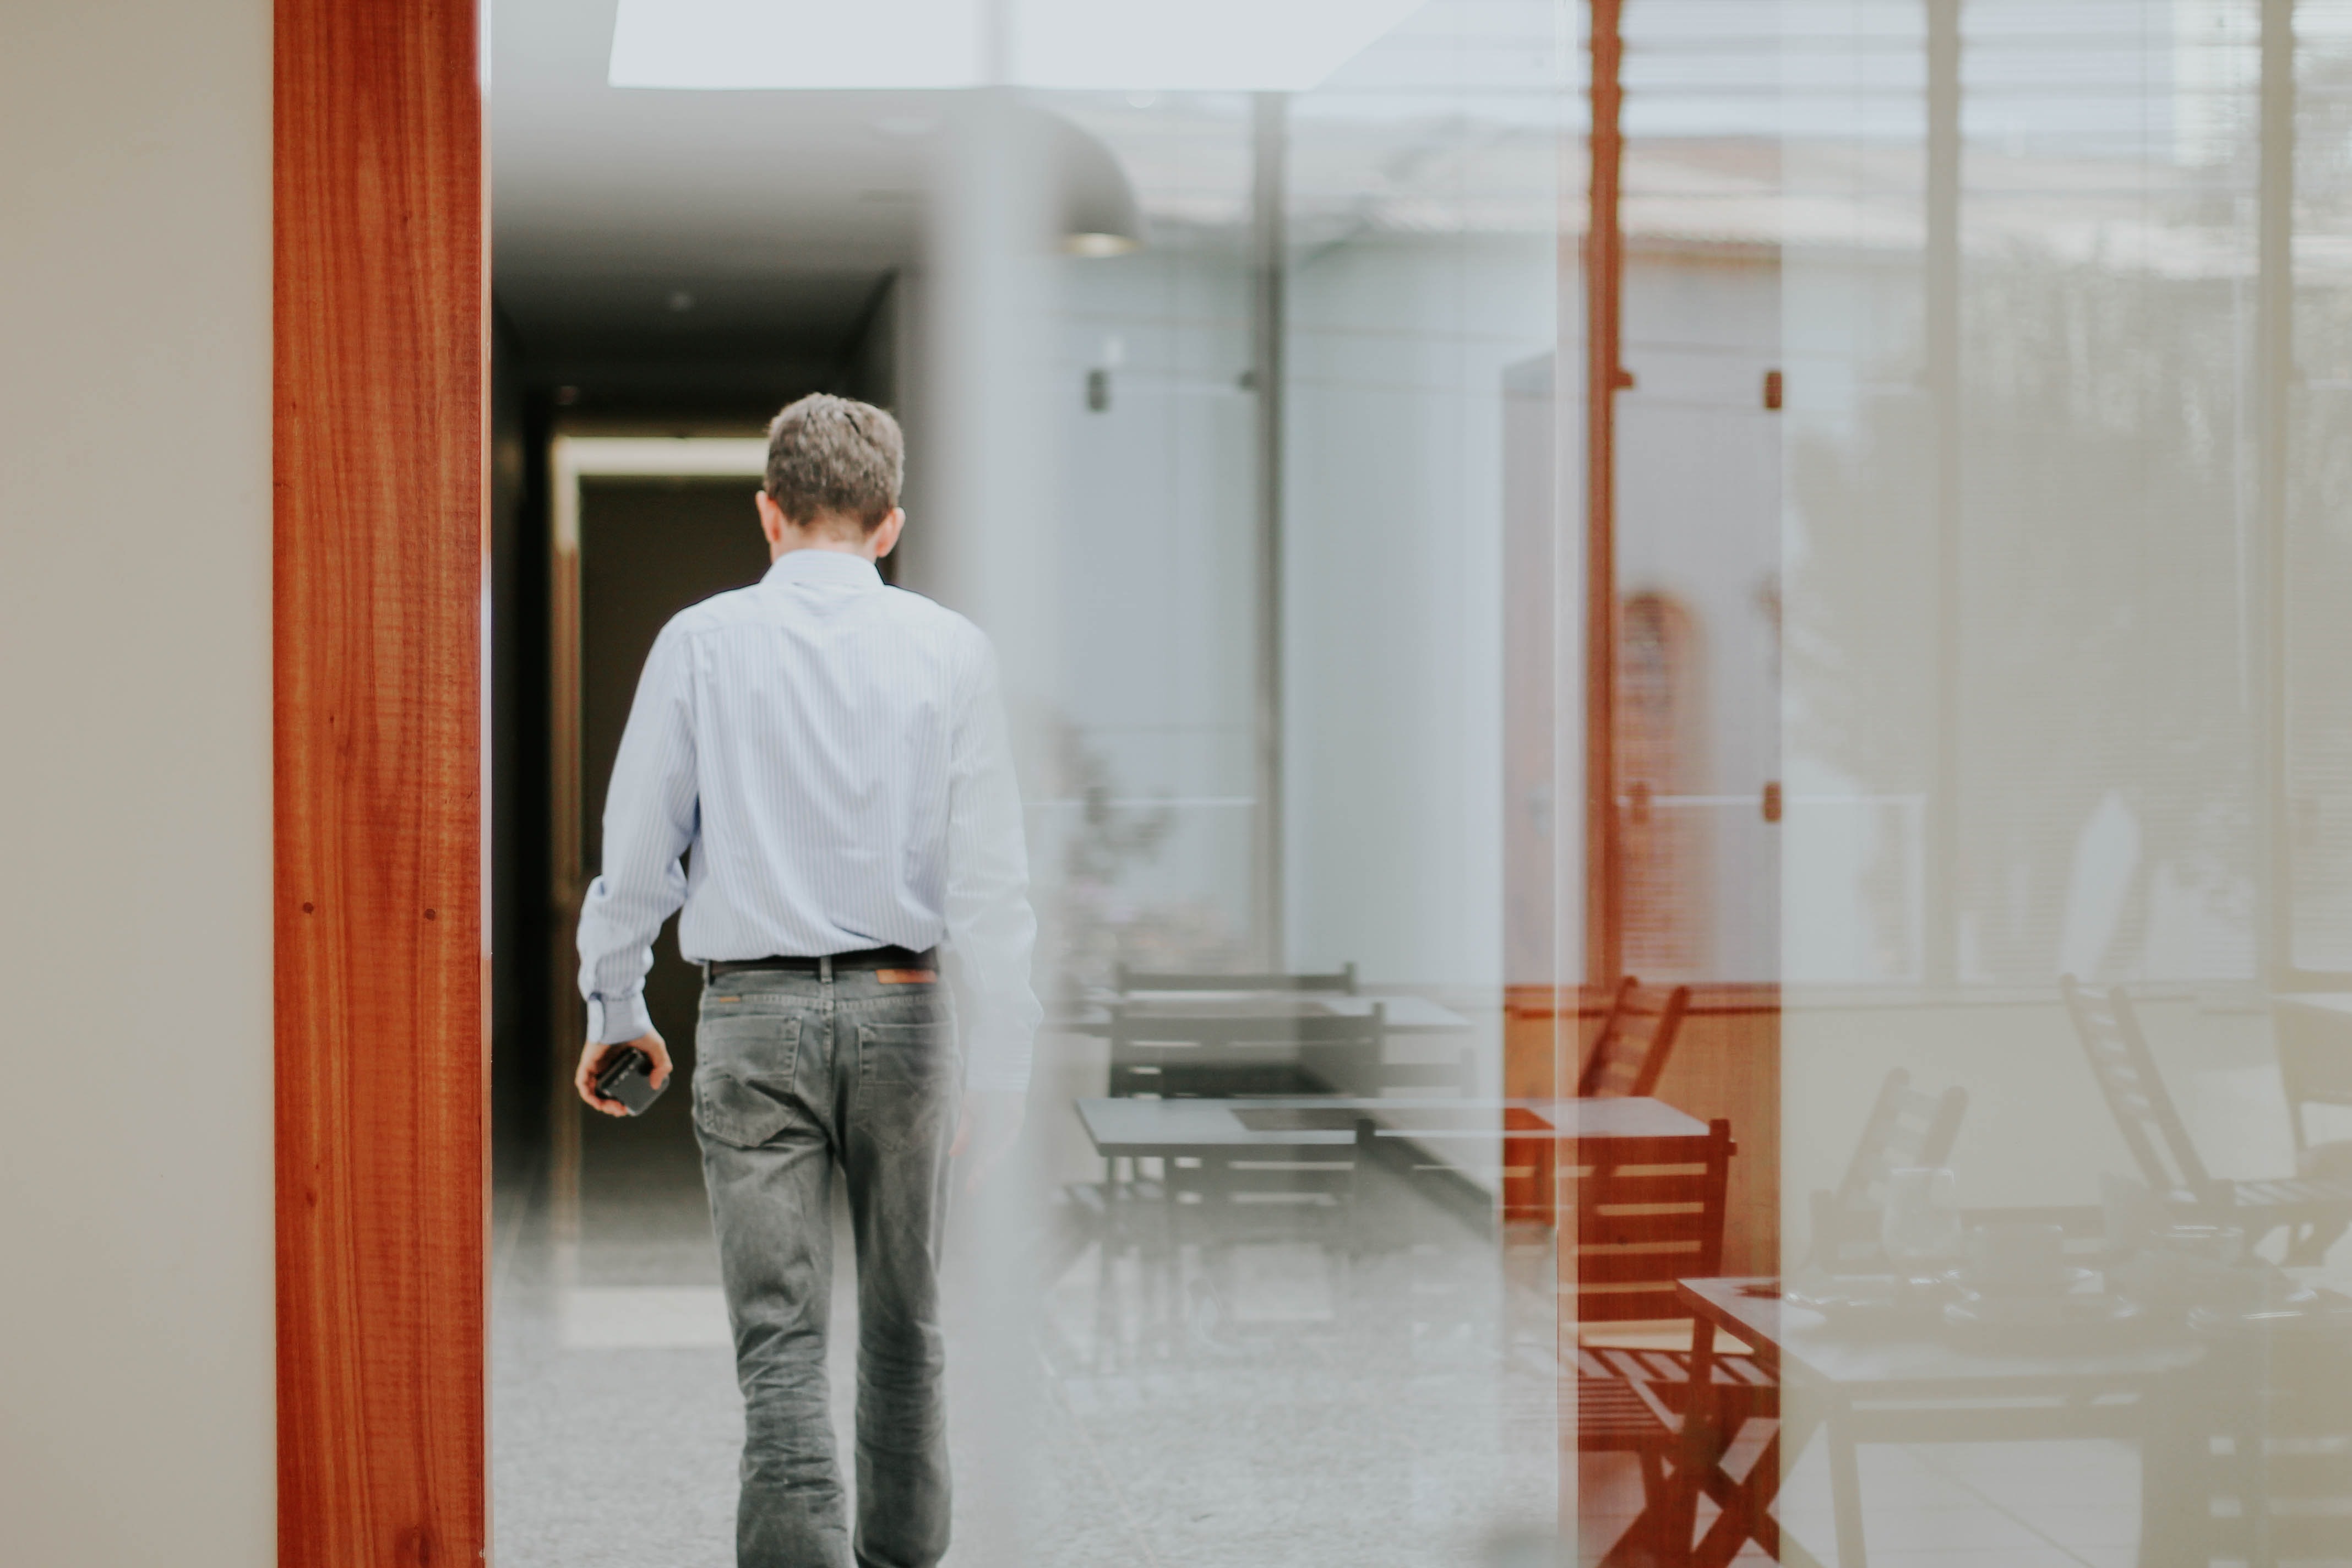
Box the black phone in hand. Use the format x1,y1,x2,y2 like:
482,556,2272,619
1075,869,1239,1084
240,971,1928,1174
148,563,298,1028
593,1046,667,1117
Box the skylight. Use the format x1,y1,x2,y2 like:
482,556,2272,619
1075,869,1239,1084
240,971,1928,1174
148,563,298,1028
607,0,1426,93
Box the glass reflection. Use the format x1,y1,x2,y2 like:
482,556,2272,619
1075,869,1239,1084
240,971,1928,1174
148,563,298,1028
484,1,2352,1564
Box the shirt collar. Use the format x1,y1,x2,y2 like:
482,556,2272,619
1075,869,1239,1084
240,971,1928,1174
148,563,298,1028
763,549,884,591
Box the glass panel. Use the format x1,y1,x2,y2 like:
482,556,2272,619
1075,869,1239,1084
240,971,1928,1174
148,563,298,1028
1947,0,2261,987
1023,91,1264,987
1620,0,1795,984
487,3,2352,1563
1776,0,1937,989
2290,0,2352,973
1286,1,1569,991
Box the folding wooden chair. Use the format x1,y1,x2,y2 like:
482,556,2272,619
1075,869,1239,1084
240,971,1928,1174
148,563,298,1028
1578,976,1692,1098
1076,1000,1385,1357
1102,1010,1390,1297
1141,1110,1401,1347
1108,1001,1386,1099
1804,1068,1969,1271
2275,1000,2352,1166
1565,1119,1781,1567
1340,1035,1475,1101
2143,1321,2352,1566
2065,976,2352,1265
1162,1113,1381,1238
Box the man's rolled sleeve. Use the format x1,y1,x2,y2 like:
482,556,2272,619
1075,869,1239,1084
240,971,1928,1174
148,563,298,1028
578,620,699,1043
585,992,653,1048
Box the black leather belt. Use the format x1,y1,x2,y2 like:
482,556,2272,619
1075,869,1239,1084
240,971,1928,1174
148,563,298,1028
707,945,937,979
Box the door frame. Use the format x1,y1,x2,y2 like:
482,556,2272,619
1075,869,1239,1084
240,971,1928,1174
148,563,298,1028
542,437,770,1224
547,435,770,954
274,0,488,1559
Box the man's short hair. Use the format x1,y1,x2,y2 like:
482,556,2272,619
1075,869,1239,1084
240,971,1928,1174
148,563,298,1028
764,393,905,534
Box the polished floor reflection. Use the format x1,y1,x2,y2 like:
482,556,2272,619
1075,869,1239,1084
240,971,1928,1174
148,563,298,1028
492,1074,1561,1567
494,1143,2182,1568
495,990,2352,1568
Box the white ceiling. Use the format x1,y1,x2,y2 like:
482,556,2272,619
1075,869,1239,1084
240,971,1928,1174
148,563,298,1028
488,0,1569,377
602,0,1425,92
492,0,959,367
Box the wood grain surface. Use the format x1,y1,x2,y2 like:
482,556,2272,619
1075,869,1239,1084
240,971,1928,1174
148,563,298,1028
275,1,487,1561
1506,983,1779,1270
1647,1001,1780,1277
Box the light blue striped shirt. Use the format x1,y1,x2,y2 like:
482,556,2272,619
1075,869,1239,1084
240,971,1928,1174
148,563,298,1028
576,548,1041,1093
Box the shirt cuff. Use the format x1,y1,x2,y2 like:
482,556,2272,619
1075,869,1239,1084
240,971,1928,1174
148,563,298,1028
587,992,651,1046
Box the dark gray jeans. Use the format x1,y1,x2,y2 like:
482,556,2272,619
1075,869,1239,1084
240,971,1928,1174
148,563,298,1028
693,966,961,1568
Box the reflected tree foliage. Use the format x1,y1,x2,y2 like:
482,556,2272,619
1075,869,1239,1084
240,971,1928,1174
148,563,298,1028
1789,256,2263,981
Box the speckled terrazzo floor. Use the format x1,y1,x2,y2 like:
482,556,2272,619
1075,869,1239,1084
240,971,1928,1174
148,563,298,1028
491,1092,2162,1568
491,1086,1563,1567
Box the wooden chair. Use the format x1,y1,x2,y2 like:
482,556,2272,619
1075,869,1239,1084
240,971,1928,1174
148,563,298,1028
1150,1011,1390,1229
1338,1038,1476,1100
1578,976,1692,1098
1564,1119,1781,1567
2143,1321,2352,1567
1108,1002,1385,1099
1092,1001,1460,1347
1805,1068,1969,1271
1114,961,1357,995
2257,1001,2352,1235
2065,976,2352,1265
1139,1112,1395,1347
1164,1114,1379,1237
2276,999,2352,1162
1099,1010,1389,1290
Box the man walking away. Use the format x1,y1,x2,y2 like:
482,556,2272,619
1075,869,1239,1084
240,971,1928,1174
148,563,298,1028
573,393,1040,1568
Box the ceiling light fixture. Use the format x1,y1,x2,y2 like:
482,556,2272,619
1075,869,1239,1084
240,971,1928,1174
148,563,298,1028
1049,113,1145,257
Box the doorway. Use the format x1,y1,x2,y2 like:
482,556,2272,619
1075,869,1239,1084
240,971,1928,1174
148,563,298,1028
498,437,782,1561
545,437,775,1096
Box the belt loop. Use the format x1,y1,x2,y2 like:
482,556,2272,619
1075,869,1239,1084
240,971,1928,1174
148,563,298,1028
820,954,833,984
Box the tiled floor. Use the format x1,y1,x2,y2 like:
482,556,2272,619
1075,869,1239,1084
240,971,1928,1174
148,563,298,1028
492,1097,1560,1566
494,1095,2172,1568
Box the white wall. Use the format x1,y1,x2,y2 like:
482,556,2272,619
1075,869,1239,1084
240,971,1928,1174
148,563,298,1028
1053,244,1259,956
1284,231,1556,990
1618,253,1785,982
0,3,274,1564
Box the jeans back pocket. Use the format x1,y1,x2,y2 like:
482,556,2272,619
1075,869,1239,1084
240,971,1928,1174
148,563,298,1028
691,1015,802,1149
857,1017,956,1085
857,1018,957,1156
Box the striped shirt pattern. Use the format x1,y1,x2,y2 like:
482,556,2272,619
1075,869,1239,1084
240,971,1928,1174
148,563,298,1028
576,548,1041,1093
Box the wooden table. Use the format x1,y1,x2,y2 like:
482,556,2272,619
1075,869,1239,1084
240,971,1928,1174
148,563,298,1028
1078,1095,1709,1244
1075,1093,1705,1158
1061,990,1474,1037
1671,1276,2206,1568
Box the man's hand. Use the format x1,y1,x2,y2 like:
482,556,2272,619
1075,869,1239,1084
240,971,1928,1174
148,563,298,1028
576,1028,672,1117
950,1088,1026,1191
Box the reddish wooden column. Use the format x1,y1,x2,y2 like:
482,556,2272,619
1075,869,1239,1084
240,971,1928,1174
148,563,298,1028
274,1,487,1560
1583,0,1627,993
